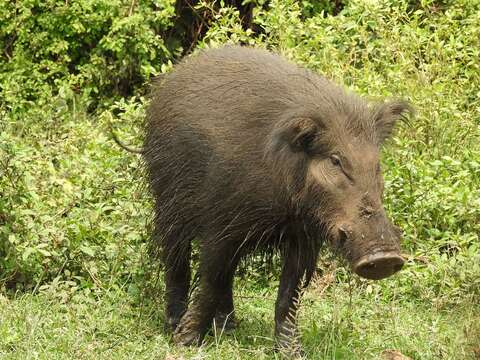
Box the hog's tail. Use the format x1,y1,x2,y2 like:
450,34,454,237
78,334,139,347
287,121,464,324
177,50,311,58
109,124,144,154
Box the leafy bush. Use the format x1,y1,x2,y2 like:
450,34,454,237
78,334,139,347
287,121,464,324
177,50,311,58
0,96,150,291
0,0,176,117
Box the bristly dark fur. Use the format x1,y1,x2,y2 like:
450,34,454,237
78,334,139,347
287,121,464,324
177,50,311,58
141,45,412,350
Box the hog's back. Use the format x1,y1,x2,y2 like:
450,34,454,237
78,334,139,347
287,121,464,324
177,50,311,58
144,46,329,208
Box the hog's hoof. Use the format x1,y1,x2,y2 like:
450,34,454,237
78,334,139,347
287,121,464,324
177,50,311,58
173,315,204,346
172,326,203,346
213,312,237,333
164,315,182,333
275,335,305,359
275,343,305,359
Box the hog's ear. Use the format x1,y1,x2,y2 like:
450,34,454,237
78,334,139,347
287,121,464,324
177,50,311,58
373,100,414,144
276,117,323,154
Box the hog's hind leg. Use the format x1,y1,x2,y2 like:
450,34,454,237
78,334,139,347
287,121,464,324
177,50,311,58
213,270,237,332
173,249,239,345
160,221,193,332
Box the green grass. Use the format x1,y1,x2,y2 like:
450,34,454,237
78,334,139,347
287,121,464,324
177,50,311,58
1,0,480,359
1,273,478,359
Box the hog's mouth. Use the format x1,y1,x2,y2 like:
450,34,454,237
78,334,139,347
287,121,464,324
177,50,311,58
351,250,404,280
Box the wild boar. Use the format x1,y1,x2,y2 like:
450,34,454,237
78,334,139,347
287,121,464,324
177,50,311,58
142,46,412,353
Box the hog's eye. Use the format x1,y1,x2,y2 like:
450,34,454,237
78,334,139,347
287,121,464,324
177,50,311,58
330,154,342,167
329,154,354,182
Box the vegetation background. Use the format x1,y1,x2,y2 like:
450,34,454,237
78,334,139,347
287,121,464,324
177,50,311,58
1,0,479,358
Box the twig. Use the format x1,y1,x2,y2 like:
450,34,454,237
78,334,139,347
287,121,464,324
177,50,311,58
128,0,136,16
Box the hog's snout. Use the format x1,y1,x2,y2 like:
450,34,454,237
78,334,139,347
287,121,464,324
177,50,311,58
352,251,404,280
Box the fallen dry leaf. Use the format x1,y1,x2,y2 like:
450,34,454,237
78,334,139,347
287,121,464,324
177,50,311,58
381,349,412,360
164,355,185,360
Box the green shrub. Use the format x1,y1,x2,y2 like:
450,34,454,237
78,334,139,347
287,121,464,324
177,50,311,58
0,0,176,117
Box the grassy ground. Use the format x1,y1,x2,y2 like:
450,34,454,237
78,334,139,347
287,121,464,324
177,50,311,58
1,272,479,360
1,1,479,359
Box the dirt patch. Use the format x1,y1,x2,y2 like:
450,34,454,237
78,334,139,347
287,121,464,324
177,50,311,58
381,349,412,360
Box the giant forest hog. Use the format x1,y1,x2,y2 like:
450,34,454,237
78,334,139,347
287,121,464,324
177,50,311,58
142,46,412,353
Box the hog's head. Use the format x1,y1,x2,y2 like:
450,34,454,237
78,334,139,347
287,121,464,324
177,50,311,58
271,97,413,280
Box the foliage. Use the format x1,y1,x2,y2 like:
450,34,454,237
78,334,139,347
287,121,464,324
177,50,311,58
0,0,176,116
0,96,151,292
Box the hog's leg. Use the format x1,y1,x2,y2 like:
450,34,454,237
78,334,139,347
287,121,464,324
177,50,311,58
163,237,192,332
274,243,306,356
173,251,239,345
214,270,237,332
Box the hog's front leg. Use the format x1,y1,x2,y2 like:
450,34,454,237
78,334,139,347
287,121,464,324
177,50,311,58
274,243,307,358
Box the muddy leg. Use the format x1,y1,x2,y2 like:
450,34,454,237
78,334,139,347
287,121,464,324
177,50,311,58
163,241,192,332
173,252,238,345
275,244,306,357
214,271,237,332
